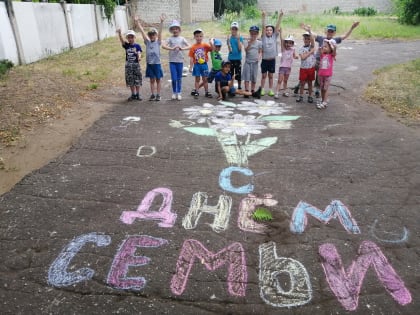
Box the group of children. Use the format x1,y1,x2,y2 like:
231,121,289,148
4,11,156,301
117,12,359,109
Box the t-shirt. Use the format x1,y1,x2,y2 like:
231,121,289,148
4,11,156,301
279,47,295,68
189,42,212,64
318,53,334,76
122,42,142,63
227,35,244,61
144,39,161,64
315,35,342,57
165,36,189,63
244,39,262,63
298,45,315,69
261,32,279,59
215,71,231,87
210,51,223,70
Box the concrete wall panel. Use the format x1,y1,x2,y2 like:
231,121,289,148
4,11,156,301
0,2,19,64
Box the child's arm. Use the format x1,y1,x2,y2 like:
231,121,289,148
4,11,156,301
261,11,266,38
134,16,148,42
341,21,360,40
300,22,317,39
116,28,125,45
275,9,283,33
158,14,166,42
209,38,216,51
279,27,285,52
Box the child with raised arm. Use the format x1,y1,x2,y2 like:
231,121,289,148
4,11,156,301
135,14,165,101
189,28,213,99
242,25,262,98
207,38,223,85
116,28,143,101
260,10,282,97
296,29,316,103
227,22,244,90
316,39,337,109
274,12,298,99
162,20,191,100
215,61,259,101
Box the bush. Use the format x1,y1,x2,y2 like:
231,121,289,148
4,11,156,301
394,0,420,25
353,7,377,16
0,60,13,78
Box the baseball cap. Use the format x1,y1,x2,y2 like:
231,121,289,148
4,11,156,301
125,30,136,37
169,20,181,31
222,60,231,67
249,25,260,32
284,35,294,42
326,24,337,31
302,31,311,37
231,22,239,29
213,39,222,46
193,28,203,35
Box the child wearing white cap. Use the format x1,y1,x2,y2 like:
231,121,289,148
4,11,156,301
227,21,244,90
116,28,143,101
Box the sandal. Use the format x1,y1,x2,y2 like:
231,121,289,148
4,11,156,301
282,92,290,97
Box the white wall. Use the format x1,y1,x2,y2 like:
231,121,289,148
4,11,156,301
0,2,19,65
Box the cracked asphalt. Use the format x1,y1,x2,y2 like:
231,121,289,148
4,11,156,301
1,40,420,314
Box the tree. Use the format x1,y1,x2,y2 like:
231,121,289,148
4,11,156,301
393,0,420,25
214,0,257,18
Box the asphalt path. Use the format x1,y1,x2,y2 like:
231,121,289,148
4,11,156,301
1,40,420,314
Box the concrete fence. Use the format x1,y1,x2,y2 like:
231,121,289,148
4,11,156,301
0,2,129,65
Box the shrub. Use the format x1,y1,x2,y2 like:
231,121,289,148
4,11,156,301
0,60,13,78
353,7,377,16
394,0,420,25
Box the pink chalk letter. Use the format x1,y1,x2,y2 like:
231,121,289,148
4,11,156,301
107,235,168,290
170,239,247,296
120,187,177,227
319,241,412,311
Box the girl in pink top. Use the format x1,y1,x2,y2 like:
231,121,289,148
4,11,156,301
274,31,298,98
317,39,336,109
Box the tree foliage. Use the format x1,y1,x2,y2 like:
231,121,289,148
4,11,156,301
394,0,420,25
214,0,258,17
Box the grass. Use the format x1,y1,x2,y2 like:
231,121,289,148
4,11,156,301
364,58,420,122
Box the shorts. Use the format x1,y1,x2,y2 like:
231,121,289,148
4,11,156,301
207,69,220,83
242,61,259,83
125,62,142,87
145,64,163,79
299,67,315,82
229,59,242,81
278,67,291,76
192,63,209,77
261,59,276,74
318,75,332,90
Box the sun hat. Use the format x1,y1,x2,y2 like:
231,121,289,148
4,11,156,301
302,31,311,37
169,20,181,31
125,30,136,37
249,25,259,32
231,22,239,29
213,39,222,46
284,35,294,42
326,24,337,31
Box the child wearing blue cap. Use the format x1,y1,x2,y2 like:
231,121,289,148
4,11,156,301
207,38,224,84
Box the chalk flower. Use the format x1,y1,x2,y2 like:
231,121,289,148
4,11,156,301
183,103,234,123
236,100,287,116
211,114,267,136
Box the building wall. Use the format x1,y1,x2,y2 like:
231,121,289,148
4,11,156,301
258,0,394,14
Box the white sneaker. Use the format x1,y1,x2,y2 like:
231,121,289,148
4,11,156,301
316,100,324,109
274,93,279,99
177,94,182,101
171,94,177,100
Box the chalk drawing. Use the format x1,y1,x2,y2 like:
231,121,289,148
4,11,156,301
112,116,141,131
238,194,278,234
319,241,412,311
170,239,247,296
175,101,299,166
369,219,409,244
169,120,195,128
48,232,111,287
136,146,156,157
107,235,168,290
290,200,361,234
120,187,177,228
259,242,312,307
219,166,254,194
182,192,232,233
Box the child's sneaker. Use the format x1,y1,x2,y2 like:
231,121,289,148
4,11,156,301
296,95,303,102
260,88,266,96
191,89,197,96
171,93,177,100
127,94,136,101
205,92,213,98
155,94,161,101
268,90,275,97
252,87,262,99
136,94,142,101
322,101,328,108
177,94,182,101
149,94,156,101
315,89,320,98
307,96,314,103
316,100,324,109
274,92,279,99
293,85,299,96
193,91,199,99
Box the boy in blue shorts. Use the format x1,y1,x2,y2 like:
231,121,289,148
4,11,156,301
189,29,213,98
135,14,165,101
215,61,260,101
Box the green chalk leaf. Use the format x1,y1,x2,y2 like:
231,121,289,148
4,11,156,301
184,127,217,137
252,207,273,222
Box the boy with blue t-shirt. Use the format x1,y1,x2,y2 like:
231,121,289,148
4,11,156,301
227,22,244,90
116,28,143,101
